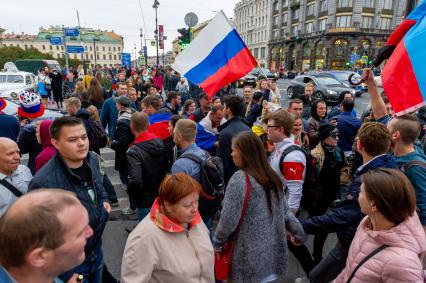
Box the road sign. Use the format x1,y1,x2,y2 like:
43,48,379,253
184,12,198,28
64,28,80,37
151,40,156,47
143,46,148,57
49,37,63,45
121,53,131,66
181,43,190,50
361,56,368,63
67,45,85,53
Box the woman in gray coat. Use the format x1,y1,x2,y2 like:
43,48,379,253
214,131,306,283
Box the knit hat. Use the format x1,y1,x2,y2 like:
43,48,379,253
17,91,45,119
318,121,337,141
0,97,6,111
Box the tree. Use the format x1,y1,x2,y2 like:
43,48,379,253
0,46,82,69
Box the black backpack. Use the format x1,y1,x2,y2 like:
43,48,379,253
279,145,320,212
179,152,225,216
87,119,108,149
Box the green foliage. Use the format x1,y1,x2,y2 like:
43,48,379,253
0,46,82,69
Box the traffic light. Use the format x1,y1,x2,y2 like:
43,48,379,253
178,28,191,49
291,35,302,42
346,62,351,67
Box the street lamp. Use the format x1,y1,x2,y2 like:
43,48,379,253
153,0,160,65
93,34,101,68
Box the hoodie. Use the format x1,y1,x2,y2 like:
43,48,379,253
35,120,56,172
395,145,426,226
334,215,426,283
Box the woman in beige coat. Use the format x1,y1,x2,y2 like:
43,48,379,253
121,173,214,283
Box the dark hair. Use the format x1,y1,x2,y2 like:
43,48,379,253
166,91,181,103
288,98,303,109
268,109,294,137
142,95,162,110
211,103,224,113
310,100,327,121
182,99,195,115
338,91,353,105
252,91,264,102
170,114,182,128
131,111,149,132
211,96,221,104
50,116,84,140
357,122,391,156
341,98,355,112
361,168,416,224
232,132,283,211
88,77,104,105
223,95,244,117
391,114,421,144
199,93,209,101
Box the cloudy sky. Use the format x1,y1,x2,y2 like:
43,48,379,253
1,0,239,58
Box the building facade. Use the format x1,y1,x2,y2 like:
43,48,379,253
268,0,407,71
1,26,124,68
235,0,272,67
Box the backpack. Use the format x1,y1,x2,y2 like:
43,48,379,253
279,145,320,212
179,152,225,216
400,160,426,173
87,119,108,149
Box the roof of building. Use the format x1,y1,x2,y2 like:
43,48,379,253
0,33,37,40
36,26,123,44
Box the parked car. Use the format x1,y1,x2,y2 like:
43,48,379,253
0,71,36,101
250,67,278,81
287,74,355,106
319,70,368,97
237,72,257,88
15,59,61,75
2,97,64,120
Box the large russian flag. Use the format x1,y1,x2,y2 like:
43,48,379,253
382,0,426,115
172,11,257,97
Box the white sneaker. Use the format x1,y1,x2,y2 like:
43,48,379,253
121,207,136,215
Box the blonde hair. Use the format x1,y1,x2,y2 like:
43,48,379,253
87,105,100,122
66,97,81,109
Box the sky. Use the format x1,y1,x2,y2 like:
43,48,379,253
0,0,239,59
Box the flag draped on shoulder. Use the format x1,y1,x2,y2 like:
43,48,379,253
172,11,257,97
382,0,426,115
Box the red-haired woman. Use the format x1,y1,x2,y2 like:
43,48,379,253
121,173,214,283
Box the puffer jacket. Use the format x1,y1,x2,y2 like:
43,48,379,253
334,215,426,283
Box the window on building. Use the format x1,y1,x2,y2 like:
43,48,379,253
62,54,65,59
261,47,266,59
281,26,288,36
282,0,288,6
337,0,353,8
90,54,93,60
56,46,59,50
113,46,116,51
336,15,352,27
24,45,28,49
49,45,52,50
61,46,64,50
273,15,279,25
273,1,279,12
254,48,259,58
119,54,121,60
118,47,121,51
30,45,33,48
364,0,375,7
86,54,89,60
383,0,393,9
96,46,99,51
102,46,105,51
292,24,300,36
319,18,327,31
109,46,111,51
97,55,99,59
103,54,106,60
293,8,300,20
109,54,112,60
379,17,392,29
42,45,45,50
307,4,314,16
114,54,117,60
283,12,288,23
273,29,279,38
361,16,374,28
305,22,314,33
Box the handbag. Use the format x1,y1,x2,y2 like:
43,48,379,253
346,244,387,283
214,173,251,281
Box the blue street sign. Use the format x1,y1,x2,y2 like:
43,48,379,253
49,37,63,45
121,52,132,66
143,46,148,57
64,28,80,37
67,45,85,53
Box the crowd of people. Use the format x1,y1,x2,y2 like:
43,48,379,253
1,65,426,283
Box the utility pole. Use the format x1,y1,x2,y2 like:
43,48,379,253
153,0,160,65
62,25,69,69
77,10,85,72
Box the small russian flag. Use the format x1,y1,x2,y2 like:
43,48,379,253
382,0,426,115
172,11,257,97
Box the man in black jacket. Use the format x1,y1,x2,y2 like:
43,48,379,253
127,112,168,221
217,95,250,184
301,122,396,283
28,116,110,283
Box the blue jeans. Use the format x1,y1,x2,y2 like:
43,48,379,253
137,207,151,222
60,246,104,283
309,241,348,283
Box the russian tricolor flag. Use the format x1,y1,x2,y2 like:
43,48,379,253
172,11,257,97
382,0,426,115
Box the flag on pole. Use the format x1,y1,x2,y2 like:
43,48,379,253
172,11,257,97
382,0,426,115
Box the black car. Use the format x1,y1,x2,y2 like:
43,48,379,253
319,71,368,97
250,67,277,81
287,74,355,106
237,72,257,88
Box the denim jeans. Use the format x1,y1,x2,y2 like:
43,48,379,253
137,207,151,222
309,241,348,283
60,246,104,283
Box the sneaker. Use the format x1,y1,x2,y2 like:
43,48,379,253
121,207,136,215
110,201,119,208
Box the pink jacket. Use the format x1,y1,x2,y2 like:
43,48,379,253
334,215,426,283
